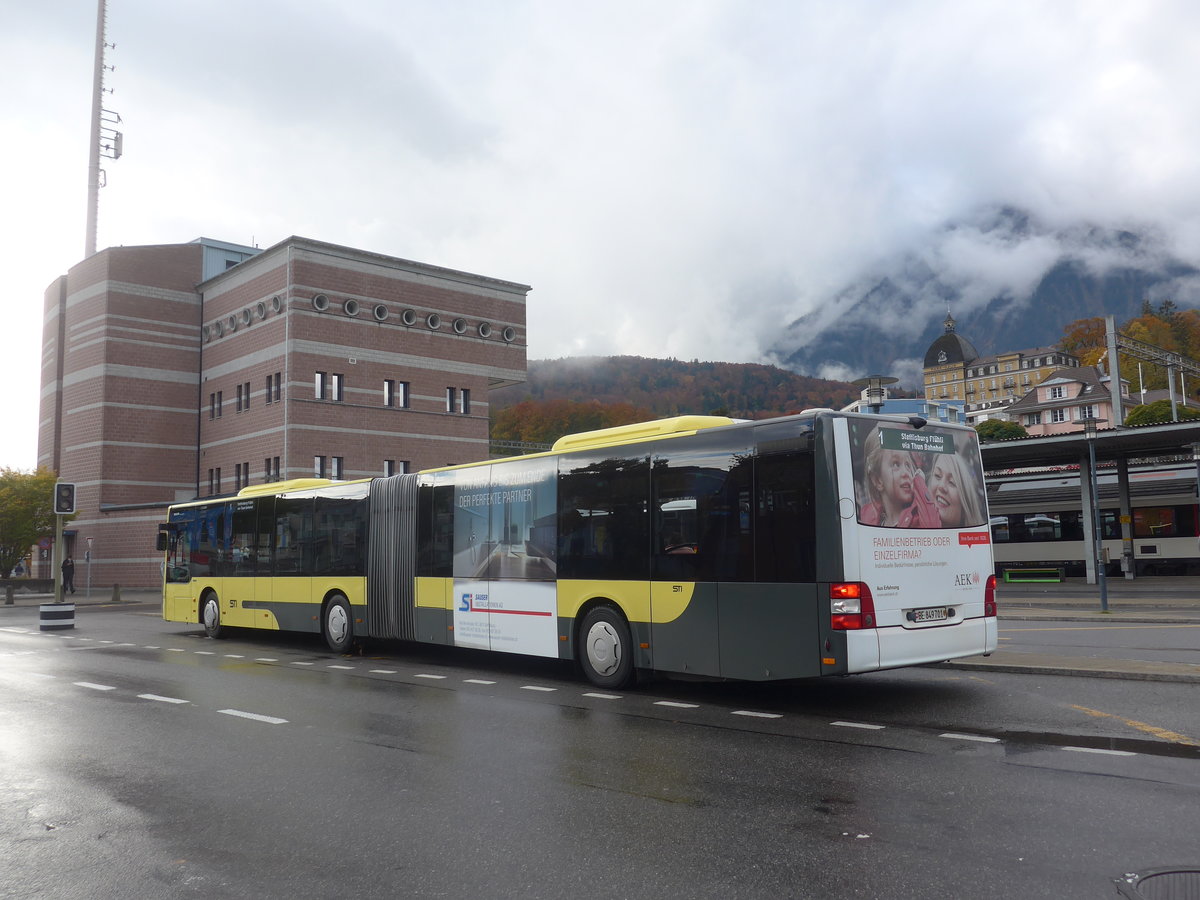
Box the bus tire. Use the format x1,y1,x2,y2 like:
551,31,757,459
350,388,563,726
578,605,634,689
323,593,354,654
201,591,224,639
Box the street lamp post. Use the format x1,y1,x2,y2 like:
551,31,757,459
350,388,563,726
851,375,899,415
1079,416,1109,612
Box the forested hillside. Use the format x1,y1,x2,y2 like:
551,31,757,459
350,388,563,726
489,356,867,446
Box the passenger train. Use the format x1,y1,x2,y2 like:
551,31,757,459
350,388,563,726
987,460,1200,577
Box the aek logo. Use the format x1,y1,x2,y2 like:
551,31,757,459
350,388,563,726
954,572,980,586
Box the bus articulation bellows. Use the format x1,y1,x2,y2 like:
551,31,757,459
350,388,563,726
159,410,998,688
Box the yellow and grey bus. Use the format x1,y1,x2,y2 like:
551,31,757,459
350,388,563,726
160,411,998,688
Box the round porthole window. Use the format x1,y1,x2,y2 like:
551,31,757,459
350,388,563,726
313,294,329,311
426,313,441,330
256,301,267,320
343,299,360,317
202,325,211,342
227,315,238,333
214,320,223,338
401,309,417,326
502,326,517,343
477,322,493,338
241,308,252,326
453,318,467,334
373,304,389,322
271,295,283,313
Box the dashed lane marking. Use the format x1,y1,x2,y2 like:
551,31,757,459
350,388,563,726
74,682,116,691
464,678,495,684
941,732,1001,743
733,710,784,719
655,700,699,709
327,665,356,670
521,685,556,692
139,694,189,704
582,692,621,700
370,669,397,674
416,673,447,680
1063,746,1137,757
831,721,885,730
218,709,288,725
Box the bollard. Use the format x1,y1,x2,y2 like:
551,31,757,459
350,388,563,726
111,583,121,603
4,584,12,605
40,602,75,631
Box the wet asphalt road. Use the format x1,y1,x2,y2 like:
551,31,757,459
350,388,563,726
1,605,1197,899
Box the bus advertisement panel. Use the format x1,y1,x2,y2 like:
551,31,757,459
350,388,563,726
449,458,558,656
843,416,996,666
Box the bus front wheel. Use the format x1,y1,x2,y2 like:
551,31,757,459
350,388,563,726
201,592,224,639
578,606,634,689
323,594,354,654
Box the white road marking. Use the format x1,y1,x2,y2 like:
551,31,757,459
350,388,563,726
521,685,556,692
327,665,356,670
369,669,397,674
831,721,885,730
74,682,116,691
733,710,783,719
464,678,495,684
416,673,448,680
144,645,160,649
1063,746,1137,757
940,733,1001,743
292,661,314,666
139,694,189,704
655,701,699,709
195,651,215,656
166,648,185,652
218,709,288,725
29,673,56,679
255,658,278,662
583,692,621,700
224,654,245,659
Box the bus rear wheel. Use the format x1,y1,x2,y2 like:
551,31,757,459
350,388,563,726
323,594,354,654
578,606,634,689
201,592,224,639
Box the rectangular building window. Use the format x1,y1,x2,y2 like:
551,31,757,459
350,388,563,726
209,393,216,419
264,457,272,483
460,388,471,415
236,383,244,413
331,373,344,402
384,459,395,476
332,456,344,480
315,372,327,400
273,372,282,402
234,462,242,490
1026,412,1042,426
1051,408,1067,423
265,375,273,404
314,455,327,478
216,391,223,418
1049,385,1065,400
243,381,250,410
1079,404,1098,420
215,467,221,492
446,387,457,412
384,379,409,408
272,456,280,481
208,468,215,495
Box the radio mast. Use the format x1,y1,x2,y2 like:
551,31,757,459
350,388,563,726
85,0,122,258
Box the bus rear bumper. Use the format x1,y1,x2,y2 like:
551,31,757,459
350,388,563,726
846,616,996,673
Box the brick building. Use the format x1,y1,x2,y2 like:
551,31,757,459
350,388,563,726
39,236,530,588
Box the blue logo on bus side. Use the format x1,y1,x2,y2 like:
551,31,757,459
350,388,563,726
460,593,471,611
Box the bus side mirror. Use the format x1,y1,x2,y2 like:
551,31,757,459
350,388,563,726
156,532,168,552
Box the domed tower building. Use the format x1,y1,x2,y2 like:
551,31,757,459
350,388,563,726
923,313,979,403
922,311,1081,424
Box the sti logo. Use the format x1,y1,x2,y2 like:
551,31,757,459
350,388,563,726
459,592,489,611
954,572,980,586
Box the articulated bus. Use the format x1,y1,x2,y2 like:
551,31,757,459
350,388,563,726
160,411,997,688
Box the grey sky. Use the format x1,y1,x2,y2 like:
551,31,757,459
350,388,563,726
7,0,1199,467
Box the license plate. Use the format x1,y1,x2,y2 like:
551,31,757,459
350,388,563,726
910,606,949,623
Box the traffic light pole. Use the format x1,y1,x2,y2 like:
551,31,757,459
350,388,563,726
53,513,64,604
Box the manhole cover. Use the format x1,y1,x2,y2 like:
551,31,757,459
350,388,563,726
1114,867,1200,899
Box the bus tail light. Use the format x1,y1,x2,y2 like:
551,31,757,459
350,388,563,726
830,582,876,630
984,574,997,617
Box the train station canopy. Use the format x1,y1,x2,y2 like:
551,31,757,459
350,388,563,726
979,420,1200,471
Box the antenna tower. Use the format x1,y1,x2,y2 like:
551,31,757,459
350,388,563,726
85,0,122,257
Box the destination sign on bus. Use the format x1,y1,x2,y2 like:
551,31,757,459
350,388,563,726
880,429,954,454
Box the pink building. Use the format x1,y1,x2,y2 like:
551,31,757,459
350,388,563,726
39,236,529,588
1006,365,1130,436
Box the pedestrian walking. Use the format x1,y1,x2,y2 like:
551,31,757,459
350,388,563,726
62,557,76,594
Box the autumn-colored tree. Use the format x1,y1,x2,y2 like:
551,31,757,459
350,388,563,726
0,468,60,578
491,399,654,447
1058,303,1200,395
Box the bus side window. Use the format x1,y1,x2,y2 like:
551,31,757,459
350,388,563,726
754,450,816,583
